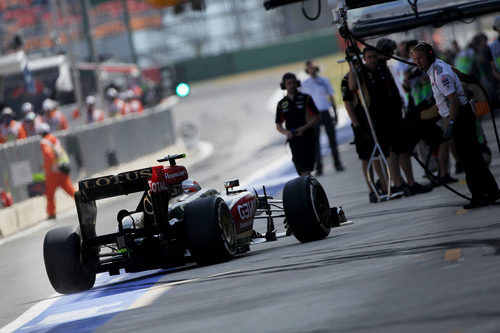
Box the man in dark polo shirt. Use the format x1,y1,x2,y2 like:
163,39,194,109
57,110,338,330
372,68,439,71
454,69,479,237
276,72,320,176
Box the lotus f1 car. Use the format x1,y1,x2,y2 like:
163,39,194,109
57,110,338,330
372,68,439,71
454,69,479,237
43,154,342,294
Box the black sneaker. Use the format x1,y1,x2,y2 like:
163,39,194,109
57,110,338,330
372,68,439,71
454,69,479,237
335,164,345,172
487,191,500,204
369,191,379,203
440,173,458,184
315,169,323,176
463,200,490,210
409,182,433,195
391,185,407,197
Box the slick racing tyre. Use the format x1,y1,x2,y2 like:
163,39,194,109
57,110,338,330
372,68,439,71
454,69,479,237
184,196,237,265
43,226,96,294
283,176,331,243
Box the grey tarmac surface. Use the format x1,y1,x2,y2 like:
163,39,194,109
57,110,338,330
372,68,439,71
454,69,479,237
2,65,500,332
97,117,500,333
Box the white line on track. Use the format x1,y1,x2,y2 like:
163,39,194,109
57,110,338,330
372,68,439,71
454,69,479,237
0,295,59,333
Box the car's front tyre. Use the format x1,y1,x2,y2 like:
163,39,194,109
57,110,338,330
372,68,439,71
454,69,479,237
283,176,331,243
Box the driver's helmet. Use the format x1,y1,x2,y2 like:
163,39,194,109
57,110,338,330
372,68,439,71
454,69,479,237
182,179,201,193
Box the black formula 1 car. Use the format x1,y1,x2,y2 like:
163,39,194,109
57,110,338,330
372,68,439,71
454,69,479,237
43,153,341,294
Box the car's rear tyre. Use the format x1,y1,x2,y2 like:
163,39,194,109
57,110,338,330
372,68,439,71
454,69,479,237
43,226,96,294
283,176,331,243
184,196,237,265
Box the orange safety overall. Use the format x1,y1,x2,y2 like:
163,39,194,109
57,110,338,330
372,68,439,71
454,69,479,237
40,133,75,216
0,120,27,144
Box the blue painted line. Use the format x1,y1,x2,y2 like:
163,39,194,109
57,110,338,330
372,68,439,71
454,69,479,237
249,125,354,197
16,269,166,332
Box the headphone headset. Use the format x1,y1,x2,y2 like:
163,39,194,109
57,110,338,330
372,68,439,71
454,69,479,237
413,42,436,63
280,73,301,90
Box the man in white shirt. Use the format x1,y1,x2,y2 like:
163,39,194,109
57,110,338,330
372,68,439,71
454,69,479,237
411,42,499,209
301,60,344,175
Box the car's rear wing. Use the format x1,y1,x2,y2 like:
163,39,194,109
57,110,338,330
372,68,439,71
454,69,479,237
78,167,152,201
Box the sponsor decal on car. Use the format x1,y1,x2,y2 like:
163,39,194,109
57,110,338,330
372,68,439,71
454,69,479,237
148,166,169,193
230,194,256,232
80,169,152,189
164,165,188,184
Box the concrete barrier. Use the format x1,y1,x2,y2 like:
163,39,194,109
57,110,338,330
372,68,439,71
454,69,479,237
0,105,175,204
0,104,176,238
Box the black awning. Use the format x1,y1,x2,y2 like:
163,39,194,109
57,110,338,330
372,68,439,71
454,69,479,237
351,0,500,38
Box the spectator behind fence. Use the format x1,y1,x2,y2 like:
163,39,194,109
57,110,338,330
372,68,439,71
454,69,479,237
106,88,124,118
22,111,45,137
42,99,69,132
128,90,144,113
0,107,26,144
85,95,105,124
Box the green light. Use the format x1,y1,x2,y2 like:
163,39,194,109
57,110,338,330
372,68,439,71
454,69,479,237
176,83,190,97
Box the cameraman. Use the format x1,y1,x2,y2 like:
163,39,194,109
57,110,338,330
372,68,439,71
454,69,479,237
301,60,344,175
276,73,320,176
348,46,433,196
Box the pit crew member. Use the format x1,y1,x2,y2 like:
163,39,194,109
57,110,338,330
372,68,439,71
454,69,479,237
411,42,500,209
276,72,320,176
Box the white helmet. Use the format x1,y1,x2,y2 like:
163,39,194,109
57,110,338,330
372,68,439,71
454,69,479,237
106,88,118,98
25,111,36,122
42,99,56,112
21,102,33,114
85,95,96,105
37,123,51,135
1,107,14,117
182,179,201,193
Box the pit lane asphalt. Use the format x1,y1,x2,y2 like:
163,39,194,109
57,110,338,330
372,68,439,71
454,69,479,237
2,66,500,332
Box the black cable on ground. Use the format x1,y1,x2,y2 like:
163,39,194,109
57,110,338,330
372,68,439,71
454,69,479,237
411,152,472,201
